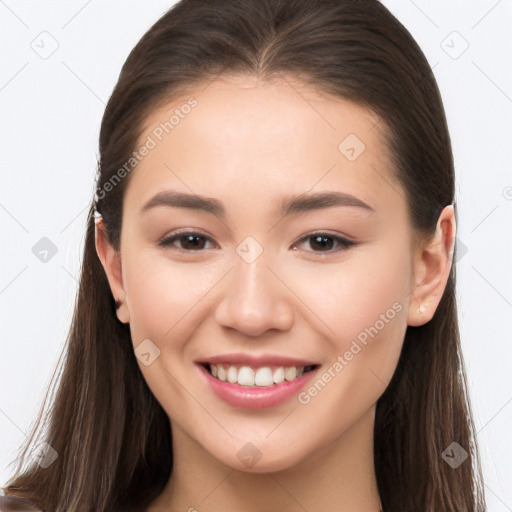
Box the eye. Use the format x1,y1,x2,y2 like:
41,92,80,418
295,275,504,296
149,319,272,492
292,232,355,254
158,230,355,254
158,231,217,252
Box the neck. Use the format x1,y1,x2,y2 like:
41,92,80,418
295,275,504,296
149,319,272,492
149,406,382,512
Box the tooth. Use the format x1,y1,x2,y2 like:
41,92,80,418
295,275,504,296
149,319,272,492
217,365,227,381
237,366,255,386
210,363,307,386
273,367,285,384
255,367,274,387
227,365,238,384
284,367,297,381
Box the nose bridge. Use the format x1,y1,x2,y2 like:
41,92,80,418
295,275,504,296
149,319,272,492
214,240,294,336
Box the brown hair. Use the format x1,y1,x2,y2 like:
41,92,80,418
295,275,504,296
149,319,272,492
2,1,486,510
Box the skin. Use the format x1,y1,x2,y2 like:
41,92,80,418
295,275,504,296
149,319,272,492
95,75,455,512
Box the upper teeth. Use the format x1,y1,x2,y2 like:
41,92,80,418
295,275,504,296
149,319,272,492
209,364,306,387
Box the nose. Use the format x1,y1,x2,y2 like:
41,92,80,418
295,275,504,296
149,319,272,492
214,252,295,337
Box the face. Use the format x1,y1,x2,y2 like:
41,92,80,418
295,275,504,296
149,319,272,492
98,75,427,473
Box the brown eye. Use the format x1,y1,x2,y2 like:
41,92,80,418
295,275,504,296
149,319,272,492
293,233,355,254
158,231,216,252
310,234,335,251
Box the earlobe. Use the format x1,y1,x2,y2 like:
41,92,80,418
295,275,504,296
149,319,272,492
407,205,456,327
94,215,130,324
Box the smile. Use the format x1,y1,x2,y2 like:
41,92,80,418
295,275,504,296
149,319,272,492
203,363,318,387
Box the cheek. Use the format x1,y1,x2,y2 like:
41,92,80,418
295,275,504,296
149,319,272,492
122,250,223,347
283,241,411,377
291,243,410,328
289,245,410,425
121,252,222,409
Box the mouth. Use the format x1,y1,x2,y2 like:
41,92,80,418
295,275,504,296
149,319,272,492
199,362,320,387
195,354,322,409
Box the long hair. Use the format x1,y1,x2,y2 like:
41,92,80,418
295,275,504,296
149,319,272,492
2,1,486,510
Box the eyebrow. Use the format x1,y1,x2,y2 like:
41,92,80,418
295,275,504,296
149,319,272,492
140,189,376,218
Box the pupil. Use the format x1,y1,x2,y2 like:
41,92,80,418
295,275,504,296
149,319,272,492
183,235,205,250
311,235,333,251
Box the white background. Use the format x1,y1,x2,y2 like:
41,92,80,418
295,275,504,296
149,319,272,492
0,0,511,509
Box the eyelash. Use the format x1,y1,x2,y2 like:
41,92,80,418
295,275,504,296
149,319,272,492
158,230,355,255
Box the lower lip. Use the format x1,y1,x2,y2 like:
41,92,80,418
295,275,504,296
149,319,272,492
196,364,318,409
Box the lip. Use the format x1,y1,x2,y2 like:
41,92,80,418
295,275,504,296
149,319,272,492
195,352,319,368
196,362,319,409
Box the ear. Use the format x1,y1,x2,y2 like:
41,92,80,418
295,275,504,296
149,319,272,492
407,205,456,327
94,215,130,324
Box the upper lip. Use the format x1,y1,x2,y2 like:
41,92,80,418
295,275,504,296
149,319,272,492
195,353,319,368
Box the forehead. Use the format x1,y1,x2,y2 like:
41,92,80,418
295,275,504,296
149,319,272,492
124,75,402,220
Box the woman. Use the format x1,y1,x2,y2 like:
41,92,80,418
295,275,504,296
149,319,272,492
1,0,486,510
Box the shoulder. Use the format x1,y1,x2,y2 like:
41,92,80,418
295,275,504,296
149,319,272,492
0,493,43,511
